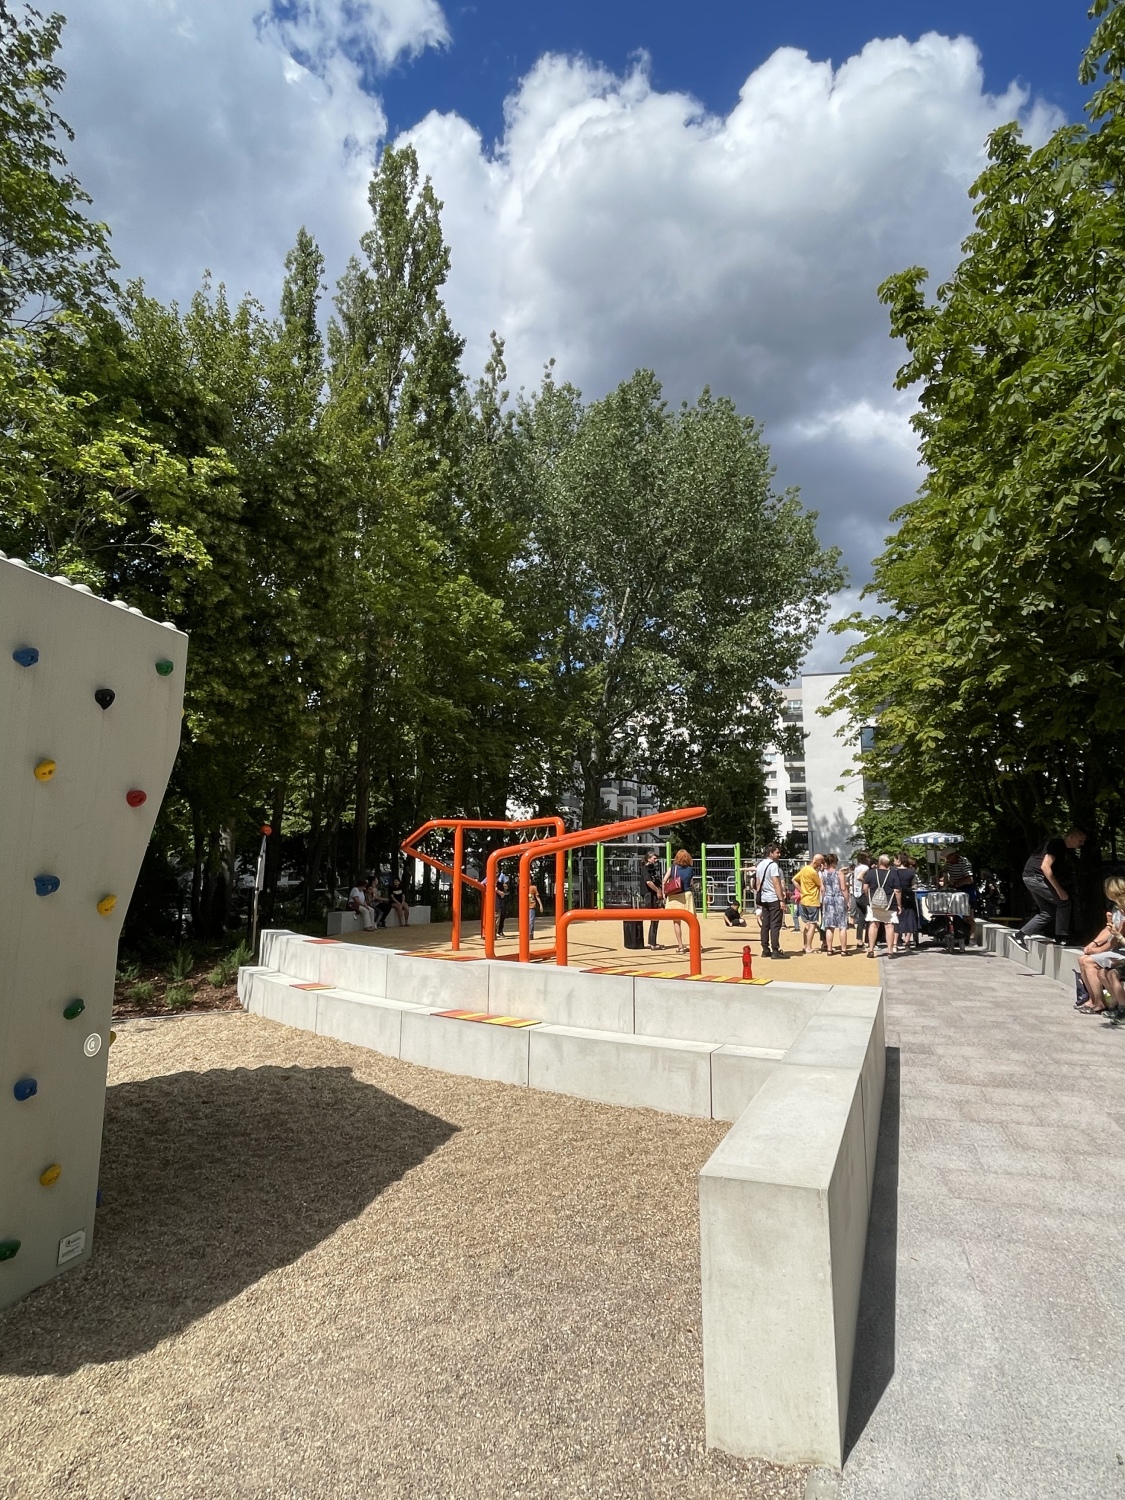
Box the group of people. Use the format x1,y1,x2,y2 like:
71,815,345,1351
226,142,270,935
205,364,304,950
746,844,977,959
346,871,411,931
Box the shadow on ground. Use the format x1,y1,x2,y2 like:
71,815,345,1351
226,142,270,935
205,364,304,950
845,1046,900,1458
0,1064,457,1375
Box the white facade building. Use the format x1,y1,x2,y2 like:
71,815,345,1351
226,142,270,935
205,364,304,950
763,673,866,857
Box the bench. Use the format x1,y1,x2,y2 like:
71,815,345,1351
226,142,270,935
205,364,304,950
326,905,432,936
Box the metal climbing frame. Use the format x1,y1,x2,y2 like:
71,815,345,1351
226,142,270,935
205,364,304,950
400,816,565,951
483,806,707,965
700,842,743,916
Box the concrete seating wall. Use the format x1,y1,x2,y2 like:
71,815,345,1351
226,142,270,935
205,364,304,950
975,919,1081,987
326,904,431,935
242,929,886,1470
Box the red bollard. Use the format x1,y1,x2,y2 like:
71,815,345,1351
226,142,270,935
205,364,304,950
742,945,754,980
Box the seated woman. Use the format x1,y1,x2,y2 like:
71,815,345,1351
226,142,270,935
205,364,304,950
388,871,410,927
1077,875,1125,1016
367,876,393,929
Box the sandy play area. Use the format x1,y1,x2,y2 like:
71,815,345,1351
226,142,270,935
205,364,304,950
0,1012,809,1500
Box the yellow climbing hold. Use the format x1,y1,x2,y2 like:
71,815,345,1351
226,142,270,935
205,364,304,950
34,759,56,781
96,894,117,916
39,1163,61,1187
109,1030,117,1045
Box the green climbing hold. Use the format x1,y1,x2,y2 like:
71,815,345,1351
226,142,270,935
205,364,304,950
155,659,174,676
63,998,85,1020
0,1240,20,1262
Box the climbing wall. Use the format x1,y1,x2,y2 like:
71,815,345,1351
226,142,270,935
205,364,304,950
0,556,187,1309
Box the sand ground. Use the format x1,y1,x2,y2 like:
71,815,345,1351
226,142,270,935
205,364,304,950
0,1013,807,1500
345,912,880,988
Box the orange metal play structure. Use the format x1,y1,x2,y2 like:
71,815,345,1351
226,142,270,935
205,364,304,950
554,907,702,971
401,805,707,972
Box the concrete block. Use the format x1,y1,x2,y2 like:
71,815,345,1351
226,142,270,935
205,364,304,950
487,963,634,1033
634,977,826,1051
399,1009,530,1086
326,910,362,936
386,904,430,927
710,1046,785,1123
1045,945,1082,985
783,1012,876,1074
263,932,323,982
385,952,490,1010
244,972,319,1033
258,928,296,970
314,990,421,1057
237,965,271,1008
316,942,389,998
812,986,883,1022
699,1062,872,1469
529,1026,716,1117
1025,938,1049,975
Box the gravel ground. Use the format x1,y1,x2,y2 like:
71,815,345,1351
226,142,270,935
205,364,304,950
0,1012,807,1500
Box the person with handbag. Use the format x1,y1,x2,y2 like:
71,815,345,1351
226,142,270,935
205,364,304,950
1076,875,1125,1016
863,854,901,958
663,848,695,954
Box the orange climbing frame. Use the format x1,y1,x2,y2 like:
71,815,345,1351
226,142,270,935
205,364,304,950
554,908,702,974
483,806,707,964
400,816,565,951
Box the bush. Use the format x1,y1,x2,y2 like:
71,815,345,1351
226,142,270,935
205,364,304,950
116,957,141,984
165,948,194,983
127,980,156,1004
165,983,194,1009
207,940,252,988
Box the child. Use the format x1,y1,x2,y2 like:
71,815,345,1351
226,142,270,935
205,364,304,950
1076,874,1125,1016
528,878,544,939
723,898,747,928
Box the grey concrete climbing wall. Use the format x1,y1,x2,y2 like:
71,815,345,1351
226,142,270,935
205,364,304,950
0,556,186,1308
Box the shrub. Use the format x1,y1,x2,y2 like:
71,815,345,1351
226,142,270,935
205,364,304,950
127,980,156,1004
165,983,194,1010
116,958,141,984
208,940,252,988
165,948,194,983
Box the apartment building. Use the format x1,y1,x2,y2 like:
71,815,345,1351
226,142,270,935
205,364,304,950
764,673,867,857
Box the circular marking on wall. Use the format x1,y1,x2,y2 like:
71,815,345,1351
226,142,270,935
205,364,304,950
83,1033,102,1058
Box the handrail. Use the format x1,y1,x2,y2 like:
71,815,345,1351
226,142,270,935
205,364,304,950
400,816,565,950
554,907,702,974
483,805,707,961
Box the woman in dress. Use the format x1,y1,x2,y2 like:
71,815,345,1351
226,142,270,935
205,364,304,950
820,852,850,955
664,848,696,954
895,854,919,950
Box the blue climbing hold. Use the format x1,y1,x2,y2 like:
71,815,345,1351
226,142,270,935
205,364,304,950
13,1077,37,1102
96,1189,103,1208
12,646,38,667
33,874,60,897
94,687,115,710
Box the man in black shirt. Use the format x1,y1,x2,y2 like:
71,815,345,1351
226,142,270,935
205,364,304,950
642,852,663,949
1013,828,1087,946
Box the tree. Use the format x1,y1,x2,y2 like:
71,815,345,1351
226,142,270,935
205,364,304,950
0,2,113,328
830,1,1125,924
518,370,843,830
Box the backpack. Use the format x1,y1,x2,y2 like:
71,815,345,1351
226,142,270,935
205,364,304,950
869,869,893,915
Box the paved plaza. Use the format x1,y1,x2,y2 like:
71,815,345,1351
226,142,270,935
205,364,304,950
839,946,1125,1499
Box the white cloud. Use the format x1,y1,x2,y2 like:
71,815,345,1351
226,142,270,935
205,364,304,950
57,15,1061,668
59,0,448,310
401,38,1061,661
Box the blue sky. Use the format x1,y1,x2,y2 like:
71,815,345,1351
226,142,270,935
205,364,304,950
372,1,1094,143
59,2,1093,667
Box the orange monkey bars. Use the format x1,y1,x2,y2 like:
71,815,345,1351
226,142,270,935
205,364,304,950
400,816,564,950
483,806,707,964
554,908,702,974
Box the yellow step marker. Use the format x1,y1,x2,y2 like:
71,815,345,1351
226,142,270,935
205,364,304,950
34,759,56,781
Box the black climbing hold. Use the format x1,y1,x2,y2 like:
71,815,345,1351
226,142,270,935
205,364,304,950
12,647,39,667
13,1077,37,1102
0,1240,20,1262
63,998,85,1020
94,688,115,710
34,874,60,897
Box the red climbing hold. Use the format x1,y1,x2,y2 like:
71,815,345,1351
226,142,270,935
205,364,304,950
126,789,147,808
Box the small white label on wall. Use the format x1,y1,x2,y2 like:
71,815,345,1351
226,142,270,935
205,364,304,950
83,1033,102,1057
58,1230,86,1265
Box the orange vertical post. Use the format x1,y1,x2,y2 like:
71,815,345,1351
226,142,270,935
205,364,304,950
452,823,464,951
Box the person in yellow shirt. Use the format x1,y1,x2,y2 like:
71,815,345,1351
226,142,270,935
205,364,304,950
795,854,825,954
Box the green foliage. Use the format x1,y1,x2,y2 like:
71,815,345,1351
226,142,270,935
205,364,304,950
126,980,156,1005
831,3,1125,911
115,957,140,984
164,983,194,1010
208,941,251,988
164,948,193,983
